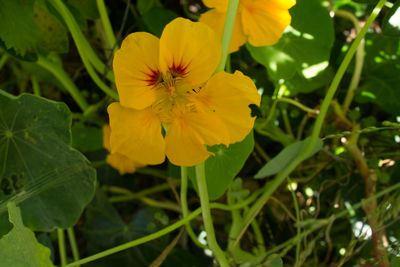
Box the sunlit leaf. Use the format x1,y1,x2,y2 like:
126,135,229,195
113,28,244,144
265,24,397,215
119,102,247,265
0,202,55,267
188,131,254,200
356,34,400,115
0,0,68,58
382,1,400,37
246,0,334,95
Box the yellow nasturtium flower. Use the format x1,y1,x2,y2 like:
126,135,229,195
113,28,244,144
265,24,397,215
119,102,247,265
200,0,296,53
108,18,260,167
103,125,145,175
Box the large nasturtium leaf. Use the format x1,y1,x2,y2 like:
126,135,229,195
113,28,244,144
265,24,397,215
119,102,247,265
355,34,400,115
0,202,55,267
246,0,334,95
0,0,68,58
0,91,96,233
188,131,255,200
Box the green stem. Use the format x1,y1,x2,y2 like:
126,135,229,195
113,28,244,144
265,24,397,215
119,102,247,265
64,187,263,267
64,180,400,267
227,187,243,251
245,206,266,254
135,167,169,179
58,229,67,266
278,97,319,115
0,53,9,70
288,178,301,267
215,0,240,72
37,55,88,111
64,208,202,267
181,167,208,249
336,10,364,114
31,76,40,96
49,0,115,84
225,54,232,73
67,228,80,265
96,0,118,52
195,162,229,267
140,197,181,212
108,182,177,202
281,108,294,139
233,0,387,248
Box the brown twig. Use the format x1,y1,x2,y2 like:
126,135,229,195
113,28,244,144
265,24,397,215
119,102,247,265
345,124,389,266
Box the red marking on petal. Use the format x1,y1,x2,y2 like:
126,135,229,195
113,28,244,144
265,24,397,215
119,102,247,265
170,61,190,77
141,68,162,86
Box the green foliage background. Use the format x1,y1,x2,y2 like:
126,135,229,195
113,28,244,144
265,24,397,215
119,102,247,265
0,0,399,266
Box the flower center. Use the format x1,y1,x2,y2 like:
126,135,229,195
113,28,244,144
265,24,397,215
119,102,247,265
151,69,197,125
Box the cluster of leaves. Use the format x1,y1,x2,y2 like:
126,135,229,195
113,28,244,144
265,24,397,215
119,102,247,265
0,0,400,266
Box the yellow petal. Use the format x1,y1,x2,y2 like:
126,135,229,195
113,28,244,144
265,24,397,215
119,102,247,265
165,111,229,166
106,153,144,175
107,102,165,165
102,125,112,152
241,0,295,47
203,0,228,11
199,9,246,53
159,18,221,86
113,32,161,110
196,71,261,143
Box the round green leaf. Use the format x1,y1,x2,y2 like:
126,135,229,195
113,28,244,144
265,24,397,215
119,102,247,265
246,0,334,94
0,91,96,232
0,0,68,58
0,202,55,267
188,131,255,200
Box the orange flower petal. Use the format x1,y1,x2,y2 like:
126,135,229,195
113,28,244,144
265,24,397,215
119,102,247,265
165,111,229,166
102,124,112,152
106,153,143,175
107,102,165,165
199,9,246,53
203,0,228,11
241,0,295,47
113,32,161,110
159,18,221,86
196,71,261,143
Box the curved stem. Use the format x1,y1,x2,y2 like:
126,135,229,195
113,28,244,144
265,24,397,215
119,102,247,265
215,0,240,72
288,177,301,267
336,9,364,114
63,187,263,267
58,229,67,266
0,53,9,70
108,182,176,202
67,227,80,265
195,162,229,266
278,97,319,115
37,55,89,111
233,0,388,248
96,0,117,53
49,0,115,84
64,180,400,267
180,167,208,249
31,76,40,96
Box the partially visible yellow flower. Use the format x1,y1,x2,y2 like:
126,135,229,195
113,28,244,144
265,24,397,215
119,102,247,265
200,0,296,53
108,18,260,167
102,125,145,175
